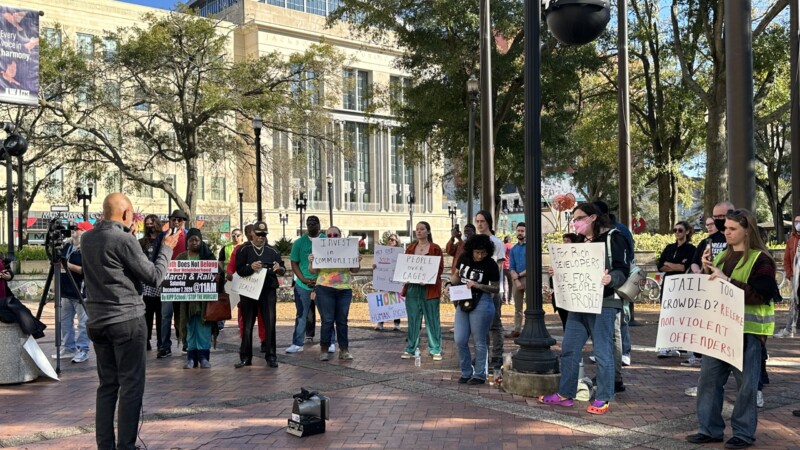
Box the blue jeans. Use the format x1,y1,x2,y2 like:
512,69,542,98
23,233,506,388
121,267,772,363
160,300,177,351
621,300,631,355
315,285,351,349
695,333,763,444
60,296,89,352
292,285,312,346
454,293,495,380
558,306,619,402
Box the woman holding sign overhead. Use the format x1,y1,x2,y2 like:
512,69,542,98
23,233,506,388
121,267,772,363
401,221,445,361
538,203,629,415
686,209,779,449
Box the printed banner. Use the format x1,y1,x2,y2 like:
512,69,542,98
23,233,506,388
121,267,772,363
367,291,407,323
392,254,441,285
656,274,744,371
548,243,605,314
235,269,267,299
372,245,405,293
312,237,360,268
161,260,218,302
0,7,39,106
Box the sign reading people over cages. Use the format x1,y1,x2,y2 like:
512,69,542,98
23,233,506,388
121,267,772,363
312,238,360,268
392,254,441,285
655,274,744,371
161,260,218,301
547,243,605,314
0,6,39,106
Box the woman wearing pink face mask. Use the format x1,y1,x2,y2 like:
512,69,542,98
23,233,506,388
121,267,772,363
539,203,630,415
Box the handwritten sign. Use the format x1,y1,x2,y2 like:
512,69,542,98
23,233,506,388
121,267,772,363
312,238,360,268
548,243,605,314
392,254,441,285
656,274,744,370
161,260,218,301
367,292,407,323
449,284,472,301
373,245,406,292
235,270,267,299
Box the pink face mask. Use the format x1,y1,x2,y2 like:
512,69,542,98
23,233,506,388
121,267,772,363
573,218,592,235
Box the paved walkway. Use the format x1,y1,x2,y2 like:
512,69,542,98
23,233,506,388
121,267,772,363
1,300,799,449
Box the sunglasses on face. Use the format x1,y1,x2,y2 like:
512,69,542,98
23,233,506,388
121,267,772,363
254,232,267,237
327,233,340,238
673,228,685,233
388,238,397,242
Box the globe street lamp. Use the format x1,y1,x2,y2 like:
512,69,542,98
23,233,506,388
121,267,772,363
466,75,479,223
326,173,334,226
407,191,415,237
447,202,457,229
252,114,263,221
295,191,307,236
279,211,288,239
76,181,94,222
238,187,244,227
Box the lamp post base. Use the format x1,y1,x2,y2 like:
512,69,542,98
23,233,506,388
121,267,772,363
502,369,560,398
511,308,559,374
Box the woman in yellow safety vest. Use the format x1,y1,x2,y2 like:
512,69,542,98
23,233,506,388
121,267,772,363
687,208,779,449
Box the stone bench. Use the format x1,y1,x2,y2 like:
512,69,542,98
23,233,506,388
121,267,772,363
0,322,39,384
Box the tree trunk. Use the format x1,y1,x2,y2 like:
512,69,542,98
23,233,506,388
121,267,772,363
657,169,673,234
704,104,727,214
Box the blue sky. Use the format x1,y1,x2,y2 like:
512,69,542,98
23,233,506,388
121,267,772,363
118,0,181,10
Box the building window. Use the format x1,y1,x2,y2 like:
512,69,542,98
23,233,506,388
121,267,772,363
77,83,91,106
287,0,304,11
76,33,95,58
291,68,320,106
390,132,404,204
43,28,61,47
211,177,226,201
102,38,117,61
197,176,205,201
308,139,322,201
103,81,120,107
137,174,154,199
390,76,412,116
342,69,370,111
133,88,150,111
343,122,370,204
307,0,326,15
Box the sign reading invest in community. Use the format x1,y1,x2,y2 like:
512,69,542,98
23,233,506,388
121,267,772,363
547,243,605,314
161,260,218,301
392,254,441,285
367,292,407,323
372,245,405,293
0,7,39,106
312,237,360,268
655,274,744,371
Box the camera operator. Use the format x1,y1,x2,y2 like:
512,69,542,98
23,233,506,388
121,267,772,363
81,193,178,450
51,221,93,364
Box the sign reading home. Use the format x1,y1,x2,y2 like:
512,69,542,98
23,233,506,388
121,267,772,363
311,237,360,268
655,274,744,371
548,243,605,314
392,254,441,285
161,260,218,301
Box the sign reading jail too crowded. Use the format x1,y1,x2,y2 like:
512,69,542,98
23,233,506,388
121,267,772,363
392,254,441,285
548,243,605,314
655,274,744,371
312,237,360,268
160,260,218,301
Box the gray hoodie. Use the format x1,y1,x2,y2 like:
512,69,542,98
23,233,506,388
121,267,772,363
81,220,172,327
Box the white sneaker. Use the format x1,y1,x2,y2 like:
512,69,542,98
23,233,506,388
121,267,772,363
657,349,680,358
684,386,698,397
756,390,764,408
621,354,631,366
51,349,76,359
774,328,795,338
328,344,335,353
71,350,89,363
285,344,304,353
681,356,702,367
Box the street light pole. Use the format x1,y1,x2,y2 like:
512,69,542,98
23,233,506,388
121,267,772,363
76,181,93,222
407,191,415,237
279,211,288,239
253,115,263,221
447,202,457,229
295,192,307,236
326,173,334,226
479,0,495,214
467,75,479,223
238,187,244,227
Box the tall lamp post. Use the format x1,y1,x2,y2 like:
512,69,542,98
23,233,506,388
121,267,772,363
447,202,457,229
252,115,263,221
237,187,244,227
76,181,93,222
295,192,307,236
407,191,415,237
279,211,288,239
466,75,479,223
326,173,334,226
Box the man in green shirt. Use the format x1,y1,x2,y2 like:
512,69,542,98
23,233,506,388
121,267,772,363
286,215,323,352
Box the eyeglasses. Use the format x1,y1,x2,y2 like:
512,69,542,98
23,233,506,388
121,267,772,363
327,233,340,238
254,232,267,237
571,215,589,222
673,228,685,233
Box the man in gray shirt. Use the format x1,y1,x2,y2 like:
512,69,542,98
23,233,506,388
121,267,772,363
82,193,177,450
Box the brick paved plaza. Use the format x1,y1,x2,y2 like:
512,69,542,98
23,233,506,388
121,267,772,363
1,301,799,450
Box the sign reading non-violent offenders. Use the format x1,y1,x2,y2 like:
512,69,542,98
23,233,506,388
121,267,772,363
161,260,218,301
366,292,407,323
656,274,744,371
312,237,360,268
548,243,605,314
373,245,405,293
0,6,39,106
392,254,441,285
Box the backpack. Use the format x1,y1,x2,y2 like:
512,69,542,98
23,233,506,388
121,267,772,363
605,229,643,302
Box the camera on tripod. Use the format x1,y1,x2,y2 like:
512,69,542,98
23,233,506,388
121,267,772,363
44,217,77,262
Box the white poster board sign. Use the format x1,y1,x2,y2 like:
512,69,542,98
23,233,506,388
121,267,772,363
656,274,744,370
373,245,406,293
548,243,605,314
312,238,360,268
392,254,442,285
367,292,407,323
236,270,267,299
449,284,472,301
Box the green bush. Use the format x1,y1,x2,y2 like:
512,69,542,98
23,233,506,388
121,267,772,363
273,237,293,256
0,245,48,261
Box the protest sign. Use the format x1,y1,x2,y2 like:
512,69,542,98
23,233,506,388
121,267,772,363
392,254,441,285
366,292,407,323
655,274,744,370
373,245,405,292
235,270,267,299
0,7,39,106
161,260,218,301
312,238,360,268
547,243,605,314
449,284,472,301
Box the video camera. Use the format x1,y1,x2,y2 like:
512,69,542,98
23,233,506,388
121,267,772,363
44,216,77,262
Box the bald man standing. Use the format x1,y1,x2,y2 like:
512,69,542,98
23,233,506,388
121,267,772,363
82,193,178,450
